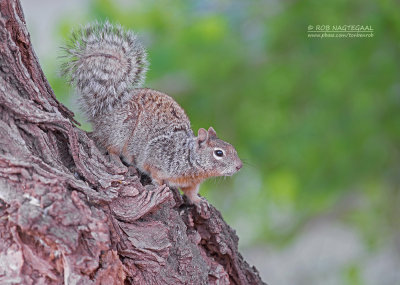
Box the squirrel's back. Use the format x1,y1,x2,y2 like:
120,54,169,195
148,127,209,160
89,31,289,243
89,87,194,169
61,21,149,119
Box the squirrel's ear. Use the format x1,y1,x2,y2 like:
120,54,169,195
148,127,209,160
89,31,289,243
208,127,217,139
197,128,208,145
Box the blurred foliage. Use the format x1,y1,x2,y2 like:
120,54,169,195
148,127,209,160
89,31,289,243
46,0,400,249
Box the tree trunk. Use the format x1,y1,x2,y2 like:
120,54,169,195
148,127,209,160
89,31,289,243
0,0,266,284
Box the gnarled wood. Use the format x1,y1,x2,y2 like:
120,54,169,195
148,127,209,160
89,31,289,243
0,0,266,284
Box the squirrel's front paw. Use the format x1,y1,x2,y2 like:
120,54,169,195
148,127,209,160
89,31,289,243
188,196,210,219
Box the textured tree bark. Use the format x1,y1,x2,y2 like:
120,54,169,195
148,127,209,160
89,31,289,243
0,0,266,284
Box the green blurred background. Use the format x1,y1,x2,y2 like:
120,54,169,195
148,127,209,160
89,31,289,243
21,0,400,284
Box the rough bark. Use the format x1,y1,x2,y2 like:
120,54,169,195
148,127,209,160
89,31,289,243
0,0,266,284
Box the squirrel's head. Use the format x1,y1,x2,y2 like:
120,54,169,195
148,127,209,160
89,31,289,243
196,127,242,176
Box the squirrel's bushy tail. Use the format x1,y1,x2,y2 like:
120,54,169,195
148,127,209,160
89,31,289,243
61,21,148,119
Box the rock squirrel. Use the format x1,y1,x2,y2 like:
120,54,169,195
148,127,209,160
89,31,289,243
61,21,242,204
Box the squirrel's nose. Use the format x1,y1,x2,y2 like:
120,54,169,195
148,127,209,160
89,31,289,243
236,163,243,171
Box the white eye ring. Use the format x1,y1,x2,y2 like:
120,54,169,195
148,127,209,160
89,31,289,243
213,148,225,160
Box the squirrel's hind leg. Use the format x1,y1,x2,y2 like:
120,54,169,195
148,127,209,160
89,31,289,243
142,163,165,186
107,147,126,168
121,141,136,166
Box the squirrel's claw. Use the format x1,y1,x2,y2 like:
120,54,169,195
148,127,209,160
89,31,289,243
194,197,211,219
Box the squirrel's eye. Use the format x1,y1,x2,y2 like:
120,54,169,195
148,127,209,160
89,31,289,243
214,150,224,157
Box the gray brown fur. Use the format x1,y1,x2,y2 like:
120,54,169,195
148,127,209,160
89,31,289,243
61,21,148,117
62,22,242,204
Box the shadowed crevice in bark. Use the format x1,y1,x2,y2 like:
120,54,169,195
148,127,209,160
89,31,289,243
0,0,266,284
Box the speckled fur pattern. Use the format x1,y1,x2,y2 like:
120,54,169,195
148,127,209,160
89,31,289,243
61,21,148,118
61,22,242,204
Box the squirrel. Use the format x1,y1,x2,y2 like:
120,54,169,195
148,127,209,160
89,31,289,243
61,21,242,205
